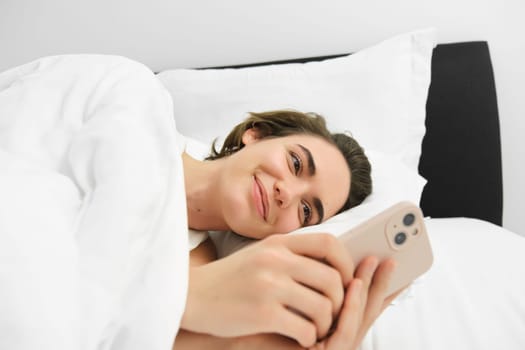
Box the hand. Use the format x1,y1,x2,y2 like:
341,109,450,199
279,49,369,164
218,257,399,350
309,256,400,350
180,233,354,348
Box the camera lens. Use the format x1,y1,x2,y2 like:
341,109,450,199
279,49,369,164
394,232,407,245
403,213,415,226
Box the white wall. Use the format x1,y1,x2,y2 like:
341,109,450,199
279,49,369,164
1,0,523,235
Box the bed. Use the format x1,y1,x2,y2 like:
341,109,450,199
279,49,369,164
156,29,525,349
0,29,523,350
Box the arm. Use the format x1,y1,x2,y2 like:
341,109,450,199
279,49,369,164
174,331,302,350
173,330,232,350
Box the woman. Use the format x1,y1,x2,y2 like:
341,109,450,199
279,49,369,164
174,110,398,349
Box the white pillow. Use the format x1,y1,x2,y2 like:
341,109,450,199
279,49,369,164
158,28,436,174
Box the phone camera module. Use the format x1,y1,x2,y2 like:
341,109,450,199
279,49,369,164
403,213,415,226
394,232,407,245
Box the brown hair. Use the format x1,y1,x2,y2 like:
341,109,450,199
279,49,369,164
206,110,372,214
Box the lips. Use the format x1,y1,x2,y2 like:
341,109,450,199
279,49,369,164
253,175,268,221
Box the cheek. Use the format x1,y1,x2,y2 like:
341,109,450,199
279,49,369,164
219,178,250,219
256,152,289,177
273,210,301,234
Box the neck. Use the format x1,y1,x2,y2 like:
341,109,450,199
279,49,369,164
182,152,229,232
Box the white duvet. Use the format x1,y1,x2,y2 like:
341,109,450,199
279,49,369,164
0,56,189,350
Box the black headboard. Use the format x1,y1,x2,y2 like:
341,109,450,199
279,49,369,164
207,42,503,225
419,42,502,226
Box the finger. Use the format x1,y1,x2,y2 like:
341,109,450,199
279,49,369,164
285,253,344,317
367,259,396,309
280,277,334,340
354,256,379,321
325,278,363,348
265,304,317,348
350,259,397,349
354,256,380,286
367,259,396,315
383,284,407,309
279,234,355,286
360,259,396,332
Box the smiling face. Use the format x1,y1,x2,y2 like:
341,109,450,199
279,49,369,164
216,131,351,239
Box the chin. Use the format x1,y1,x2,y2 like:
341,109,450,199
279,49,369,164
223,189,268,239
229,223,261,239
228,221,269,240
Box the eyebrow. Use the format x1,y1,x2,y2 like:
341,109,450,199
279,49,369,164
297,144,316,176
313,197,324,225
296,144,324,225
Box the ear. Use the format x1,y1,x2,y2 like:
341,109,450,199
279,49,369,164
241,127,261,145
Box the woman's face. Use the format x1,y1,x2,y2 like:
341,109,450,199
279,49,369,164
217,131,351,239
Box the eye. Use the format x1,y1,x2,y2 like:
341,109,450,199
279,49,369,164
301,201,312,225
290,152,302,175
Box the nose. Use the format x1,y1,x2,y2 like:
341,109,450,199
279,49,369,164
274,178,307,208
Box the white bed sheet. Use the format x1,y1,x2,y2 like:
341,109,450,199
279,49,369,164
361,217,525,350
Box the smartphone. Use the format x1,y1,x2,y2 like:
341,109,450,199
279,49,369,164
339,201,433,296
